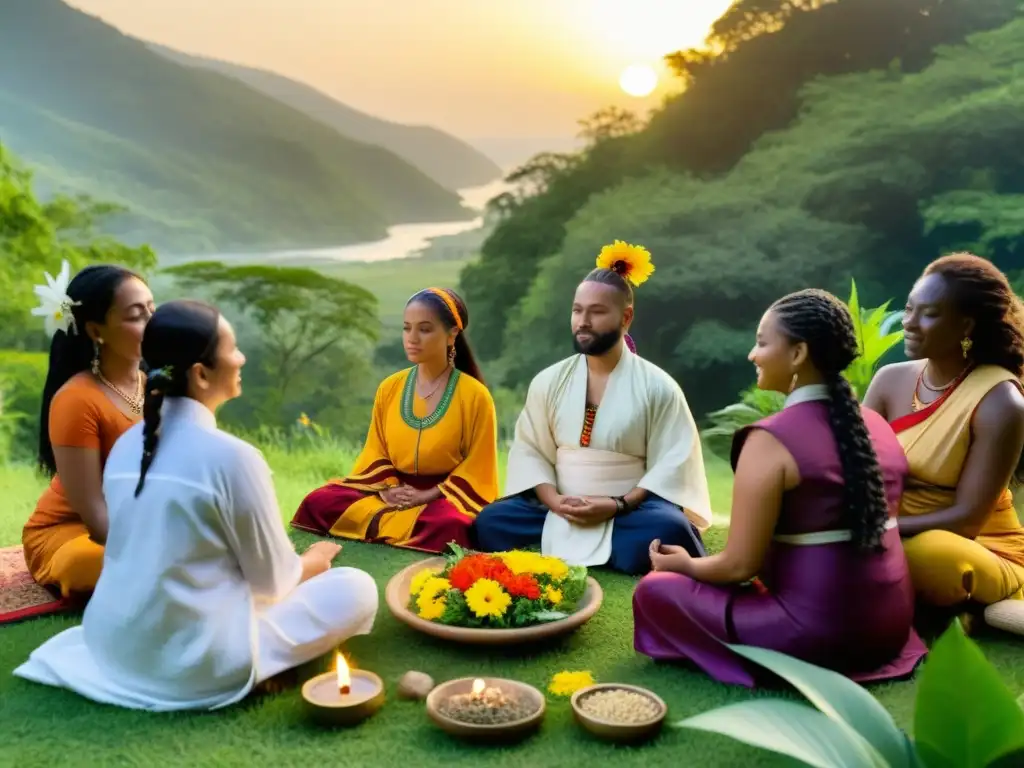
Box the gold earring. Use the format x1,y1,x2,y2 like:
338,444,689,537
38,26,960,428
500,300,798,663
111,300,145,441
448,345,456,366
789,372,798,393
91,340,102,376
961,337,973,359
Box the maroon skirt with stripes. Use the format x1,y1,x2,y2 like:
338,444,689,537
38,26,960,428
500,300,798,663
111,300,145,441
291,473,474,554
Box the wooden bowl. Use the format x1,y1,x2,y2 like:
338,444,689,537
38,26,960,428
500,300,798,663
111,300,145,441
425,676,545,742
570,683,667,743
384,556,603,645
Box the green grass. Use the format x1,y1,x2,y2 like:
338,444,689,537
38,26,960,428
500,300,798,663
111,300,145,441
2,452,1022,768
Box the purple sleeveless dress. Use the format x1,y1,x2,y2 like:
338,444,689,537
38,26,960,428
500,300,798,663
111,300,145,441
632,401,928,687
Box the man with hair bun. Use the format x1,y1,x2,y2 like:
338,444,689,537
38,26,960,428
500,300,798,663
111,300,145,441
473,241,712,575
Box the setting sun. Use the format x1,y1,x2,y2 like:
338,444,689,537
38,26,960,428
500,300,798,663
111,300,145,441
619,64,658,97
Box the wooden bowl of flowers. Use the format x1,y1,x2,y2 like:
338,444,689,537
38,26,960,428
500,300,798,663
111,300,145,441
570,683,667,742
384,544,603,645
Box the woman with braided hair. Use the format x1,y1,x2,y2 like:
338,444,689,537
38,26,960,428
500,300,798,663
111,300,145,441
15,300,378,710
865,253,1024,636
292,286,499,553
633,289,926,687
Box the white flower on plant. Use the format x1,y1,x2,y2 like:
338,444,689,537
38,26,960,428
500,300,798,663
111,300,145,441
30,260,81,337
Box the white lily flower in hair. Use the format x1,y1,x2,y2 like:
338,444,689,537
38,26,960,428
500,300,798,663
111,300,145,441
30,259,81,337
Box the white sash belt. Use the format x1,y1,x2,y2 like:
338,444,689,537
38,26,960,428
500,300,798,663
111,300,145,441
541,448,645,567
772,518,897,546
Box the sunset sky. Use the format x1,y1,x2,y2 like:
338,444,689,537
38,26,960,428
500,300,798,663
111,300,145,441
68,0,733,144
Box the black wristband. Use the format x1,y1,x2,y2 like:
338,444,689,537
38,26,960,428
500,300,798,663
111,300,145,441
614,496,630,515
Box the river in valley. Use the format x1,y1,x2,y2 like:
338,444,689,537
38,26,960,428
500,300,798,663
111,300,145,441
171,177,511,267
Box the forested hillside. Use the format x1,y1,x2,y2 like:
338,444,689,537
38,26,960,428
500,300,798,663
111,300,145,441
464,0,1024,417
0,0,472,253
150,44,502,192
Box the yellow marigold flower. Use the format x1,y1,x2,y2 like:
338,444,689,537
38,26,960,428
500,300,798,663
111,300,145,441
545,587,563,605
464,578,512,618
595,240,654,287
297,412,311,427
418,595,446,621
409,568,439,596
548,670,595,697
498,550,569,580
419,576,451,603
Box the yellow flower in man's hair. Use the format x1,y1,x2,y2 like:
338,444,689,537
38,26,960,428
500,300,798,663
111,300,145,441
548,670,596,696
409,568,440,596
545,587,563,605
417,595,446,621
595,240,655,287
464,578,512,618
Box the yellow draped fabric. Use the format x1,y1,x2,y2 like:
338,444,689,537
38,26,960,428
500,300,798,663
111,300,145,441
328,367,499,546
897,365,1024,605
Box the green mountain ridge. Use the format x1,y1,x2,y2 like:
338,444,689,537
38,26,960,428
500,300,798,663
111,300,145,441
148,43,502,192
0,0,472,254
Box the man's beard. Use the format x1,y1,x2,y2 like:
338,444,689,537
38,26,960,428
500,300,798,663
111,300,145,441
573,328,622,356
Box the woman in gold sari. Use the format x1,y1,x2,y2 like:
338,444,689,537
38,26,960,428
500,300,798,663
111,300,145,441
865,253,1024,635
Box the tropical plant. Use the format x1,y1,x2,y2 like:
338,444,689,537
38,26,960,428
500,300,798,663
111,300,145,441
677,620,1024,768
702,279,902,454
845,280,904,400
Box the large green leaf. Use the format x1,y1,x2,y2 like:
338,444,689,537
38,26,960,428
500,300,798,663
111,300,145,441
914,620,1024,768
677,699,880,768
728,644,911,767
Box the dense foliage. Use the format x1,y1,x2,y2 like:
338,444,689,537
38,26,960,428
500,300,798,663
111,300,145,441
0,0,471,253
464,1,1024,418
164,261,381,435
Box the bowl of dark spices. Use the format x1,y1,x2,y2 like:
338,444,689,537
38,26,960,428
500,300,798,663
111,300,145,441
570,683,667,742
426,676,545,742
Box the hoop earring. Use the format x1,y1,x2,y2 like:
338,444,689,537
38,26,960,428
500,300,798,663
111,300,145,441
447,345,456,366
91,340,102,376
961,336,973,359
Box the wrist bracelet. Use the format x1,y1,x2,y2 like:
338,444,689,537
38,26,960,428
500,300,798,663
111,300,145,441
614,496,629,515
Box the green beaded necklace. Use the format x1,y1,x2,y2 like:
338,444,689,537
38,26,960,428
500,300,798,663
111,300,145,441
400,366,461,430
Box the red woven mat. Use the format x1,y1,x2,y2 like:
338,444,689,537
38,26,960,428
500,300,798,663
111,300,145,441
0,545,73,625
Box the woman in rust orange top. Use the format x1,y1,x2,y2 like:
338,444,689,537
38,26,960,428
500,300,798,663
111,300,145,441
23,261,155,598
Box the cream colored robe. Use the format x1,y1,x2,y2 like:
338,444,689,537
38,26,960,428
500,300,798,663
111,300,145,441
503,348,713,566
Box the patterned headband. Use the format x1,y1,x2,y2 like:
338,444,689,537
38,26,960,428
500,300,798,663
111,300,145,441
427,287,463,330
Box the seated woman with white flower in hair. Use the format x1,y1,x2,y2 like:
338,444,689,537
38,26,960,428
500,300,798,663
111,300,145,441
23,260,154,598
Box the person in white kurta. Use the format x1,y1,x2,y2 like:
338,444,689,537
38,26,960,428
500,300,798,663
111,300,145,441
474,344,714,575
13,397,379,711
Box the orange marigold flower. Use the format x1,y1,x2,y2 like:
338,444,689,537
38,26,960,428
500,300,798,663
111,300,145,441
448,554,513,592
501,573,541,600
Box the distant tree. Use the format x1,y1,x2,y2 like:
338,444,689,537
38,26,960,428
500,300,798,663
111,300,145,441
500,152,582,206
577,107,643,146
0,142,156,349
164,261,379,410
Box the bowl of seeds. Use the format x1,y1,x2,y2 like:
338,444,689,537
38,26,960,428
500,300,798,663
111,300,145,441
570,683,667,742
426,676,546,742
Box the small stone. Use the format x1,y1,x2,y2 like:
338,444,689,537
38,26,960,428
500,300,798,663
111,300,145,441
397,670,434,700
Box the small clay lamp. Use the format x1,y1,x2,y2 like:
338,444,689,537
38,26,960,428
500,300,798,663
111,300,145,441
301,652,385,727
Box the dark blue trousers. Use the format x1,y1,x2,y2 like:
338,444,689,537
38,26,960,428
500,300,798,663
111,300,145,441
472,492,706,575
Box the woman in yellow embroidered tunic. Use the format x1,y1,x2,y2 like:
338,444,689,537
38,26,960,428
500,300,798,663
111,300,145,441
292,287,499,553
865,253,1024,636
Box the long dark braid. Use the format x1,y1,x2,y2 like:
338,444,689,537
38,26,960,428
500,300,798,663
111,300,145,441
135,367,174,497
771,289,889,553
133,300,221,497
